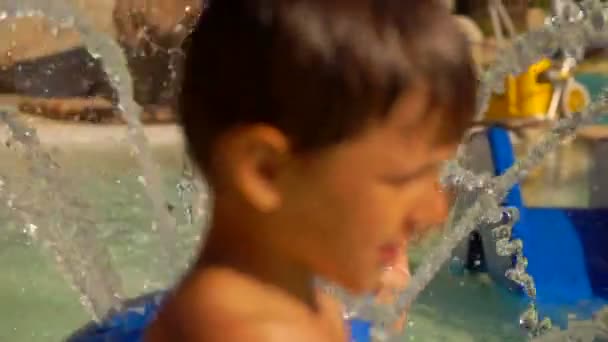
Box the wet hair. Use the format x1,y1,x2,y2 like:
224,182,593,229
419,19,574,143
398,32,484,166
180,0,476,170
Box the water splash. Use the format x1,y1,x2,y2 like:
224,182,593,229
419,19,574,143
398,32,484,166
0,0,200,319
2,0,608,339
0,0,182,277
176,158,200,226
360,1,608,339
476,0,608,118
0,107,124,319
492,207,552,336
385,76,608,340
402,0,608,304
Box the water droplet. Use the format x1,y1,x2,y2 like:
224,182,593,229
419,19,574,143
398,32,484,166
496,239,522,256
26,223,38,237
492,225,511,240
137,175,147,186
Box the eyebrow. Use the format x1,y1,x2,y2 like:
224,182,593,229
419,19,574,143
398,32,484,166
407,159,442,179
385,158,443,184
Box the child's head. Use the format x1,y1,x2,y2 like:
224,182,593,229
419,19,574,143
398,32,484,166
180,0,475,293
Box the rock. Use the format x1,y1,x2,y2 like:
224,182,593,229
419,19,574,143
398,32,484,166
0,0,115,64
71,0,117,37
112,0,202,50
0,47,115,100
18,96,116,123
112,0,202,111
0,2,117,120
0,0,198,122
0,17,82,65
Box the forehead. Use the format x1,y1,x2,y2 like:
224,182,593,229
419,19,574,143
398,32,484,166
312,93,440,171
385,85,433,131
377,84,446,148
304,85,449,175
369,87,451,165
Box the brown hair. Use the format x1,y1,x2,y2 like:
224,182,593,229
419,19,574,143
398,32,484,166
180,0,476,170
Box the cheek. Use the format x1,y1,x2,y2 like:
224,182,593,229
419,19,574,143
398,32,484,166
280,179,386,290
283,148,407,288
316,182,381,250
294,170,390,266
402,176,450,235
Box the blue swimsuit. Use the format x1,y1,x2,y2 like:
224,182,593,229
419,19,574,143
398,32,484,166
66,292,372,342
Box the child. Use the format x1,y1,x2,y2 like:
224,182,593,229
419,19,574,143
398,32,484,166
146,0,476,341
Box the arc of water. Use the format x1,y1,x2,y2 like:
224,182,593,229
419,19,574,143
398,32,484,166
370,95,607,341
0,0,198,319
0,179,100,319
0,107,124,319
0,0,181,278
403,0,608,307
3,0,608,337
476,0,608,115
361,1,608,339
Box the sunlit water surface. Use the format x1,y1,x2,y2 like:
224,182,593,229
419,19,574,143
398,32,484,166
0,71,606,342
0,131,592,342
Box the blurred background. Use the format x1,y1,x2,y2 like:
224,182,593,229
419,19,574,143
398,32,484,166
1,1,608,341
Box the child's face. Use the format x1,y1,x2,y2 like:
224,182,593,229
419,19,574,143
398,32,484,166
273,88,457,293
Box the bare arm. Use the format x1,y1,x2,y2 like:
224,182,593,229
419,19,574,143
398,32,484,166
145,302,339,342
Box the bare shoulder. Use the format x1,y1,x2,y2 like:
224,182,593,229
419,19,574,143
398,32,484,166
318,290,348,339
203,318,334,342
148,307,325,342
147,268,342,342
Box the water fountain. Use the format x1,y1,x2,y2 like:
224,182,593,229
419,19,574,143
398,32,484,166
0,0,203,330
2,0,608,341
353,0,608,340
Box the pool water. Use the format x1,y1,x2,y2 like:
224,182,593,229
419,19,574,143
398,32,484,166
0,73,607,342
0,145,196,341
0,136,591,342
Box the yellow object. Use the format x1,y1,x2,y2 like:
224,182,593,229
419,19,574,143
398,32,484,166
485,58,553,121
562,81,590,115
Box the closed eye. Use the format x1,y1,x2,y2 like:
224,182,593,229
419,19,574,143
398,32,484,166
383,161,441,186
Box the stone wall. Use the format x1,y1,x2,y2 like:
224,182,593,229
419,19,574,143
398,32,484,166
0,0,199,123
0,0,541,123
0,0,116,64
0,0,200,64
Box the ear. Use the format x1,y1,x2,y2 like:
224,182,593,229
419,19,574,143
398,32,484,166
227,125,290,212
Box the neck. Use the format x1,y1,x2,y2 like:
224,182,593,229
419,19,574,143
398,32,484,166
194,203,318,310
